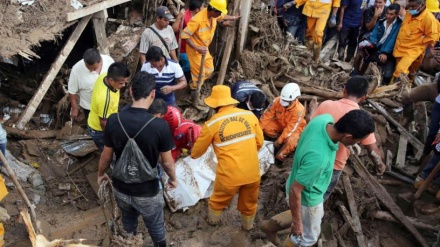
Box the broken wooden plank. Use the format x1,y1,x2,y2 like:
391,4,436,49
380,237,399,247
15,15,92,130
342,175,367,247
216,0,240,85
236,0,252,57
395,135,408,168
373,211,439,232
86,172,100,197
92,11,110,55
336,201,357,233
66,0,131,22
350,154,430,247
367,99,424,159
3,126,58,139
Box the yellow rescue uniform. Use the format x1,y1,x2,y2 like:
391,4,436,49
0,174,8,247
297,0,340,45
393,10,439,77
191,105,264,215
181,8,224,89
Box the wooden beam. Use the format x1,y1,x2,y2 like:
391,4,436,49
395,135,408,168
236,0,252,57
66,0,131,22
342,175,367,247
93,11,110,55
216,0,240,85
15,15,92,130
350,155,430,247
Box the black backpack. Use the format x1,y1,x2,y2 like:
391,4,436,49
112,114,158,184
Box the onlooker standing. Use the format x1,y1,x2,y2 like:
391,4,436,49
359,0,387,41
140,6,179,64
97,72,177,247
337,0,364,62
88,62,130,151
191,85,264,231
392,0,439,82
172,0,205,81
68,48,114,121
260,110,375,246
276,0,306,43
231,81,267,118
141,46,187,106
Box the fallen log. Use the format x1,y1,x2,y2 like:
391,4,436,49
373,210,439,232
350,154,429,247
3,126,58,139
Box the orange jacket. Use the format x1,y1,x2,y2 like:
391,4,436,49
191,105,264,186
259,97,307,145
297,0,341,18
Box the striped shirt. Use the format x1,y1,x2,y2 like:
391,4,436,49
141,59,184,105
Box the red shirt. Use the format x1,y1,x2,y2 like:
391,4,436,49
175,10,192,53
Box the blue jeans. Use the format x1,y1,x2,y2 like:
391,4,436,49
113,189,166,244
424,102,440,155
0,141,6,165
87,126,104,152
420,154,440,185
179,53,190,72
324,170,342,201
286,24,305,44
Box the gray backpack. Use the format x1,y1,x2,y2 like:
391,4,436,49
112,114,158,184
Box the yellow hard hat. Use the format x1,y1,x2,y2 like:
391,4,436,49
209,0,228,14
427,0,440,13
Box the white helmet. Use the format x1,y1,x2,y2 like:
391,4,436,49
280,83,301,101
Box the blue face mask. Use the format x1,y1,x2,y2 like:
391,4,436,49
409,9,419,15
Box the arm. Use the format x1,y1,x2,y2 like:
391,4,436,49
422,18,440,45
337,6,346,31
289,181,304,236
191,124,213,158
69,93,79,121
160,150,178,188
99,117,107,130
365,7,383,31
97,146,113,184
255,119,264,150
170,49,178,61
278,104,305,145
259,100,278,131
172,10,185,32
368,23,380,45
68,71,80,120
140,54,146,64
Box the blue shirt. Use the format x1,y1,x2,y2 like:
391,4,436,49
342,0,363,27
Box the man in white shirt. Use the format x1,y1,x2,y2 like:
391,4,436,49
141,46,187,106
139,6,179,64
68,48,114,120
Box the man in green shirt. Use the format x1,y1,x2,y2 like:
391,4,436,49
260,110,375,247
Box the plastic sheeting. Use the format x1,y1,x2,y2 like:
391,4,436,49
163,141,274,212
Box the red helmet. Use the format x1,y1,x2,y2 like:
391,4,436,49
163,106,183,132
186,124,201,148
174,120,202,149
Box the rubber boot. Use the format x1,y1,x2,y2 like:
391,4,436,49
241,214,256,231
305,39,313,50
282,234,298,247
313,43,322,63
207,207,222,226
345,45,356,62
259,210,292,246
337,46,345,61
154,240,166,247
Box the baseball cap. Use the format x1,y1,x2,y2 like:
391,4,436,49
156,6,175,21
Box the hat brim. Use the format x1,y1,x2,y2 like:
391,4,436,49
204,97,238,108
164,13,176,21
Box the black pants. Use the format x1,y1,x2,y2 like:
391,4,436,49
339,26,360,48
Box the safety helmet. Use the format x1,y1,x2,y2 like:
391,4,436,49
427,0,440,13
280,83,301,101
209,0,228,14
163,106,183,132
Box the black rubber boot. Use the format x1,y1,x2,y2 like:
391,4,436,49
345,45,356,62
154,240,166,247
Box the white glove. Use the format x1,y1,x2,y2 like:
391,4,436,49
347,144,362,156
328,15,337,28
0,206,10,222
359,40,372,48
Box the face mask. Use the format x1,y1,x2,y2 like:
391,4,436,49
409,9,419,15
279,99,291,107
246,101,255,111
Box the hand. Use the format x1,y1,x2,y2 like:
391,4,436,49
337,22,343,32
70,107,79,121
166,178,178,190
0,206,10,222
273,141,281,150
197,46,208,55
276,153,286,161
221,20,234,27
283,1,295,10
378,54,387,63
97,173,110,185
374,6,384,17
328,15,337,28
433,133,440,144
290,222,303,236
160,85,173,95
359,40,372,48
178,9,185,19
376,162,386,175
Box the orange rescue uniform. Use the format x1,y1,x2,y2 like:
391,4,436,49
0,174,8,247
191,105,264,216
259,97,307,157
297,0,341,45
393,10,439,77
181,8,224,89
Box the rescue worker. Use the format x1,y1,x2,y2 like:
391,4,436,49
0,173,8,246
392,0,439,83
231,81,267,118
259,83,306,161
163,105,183,134
180,0,240,98
295,0,341,62
337,0,364,62
173,119,202,160
191,85,264,231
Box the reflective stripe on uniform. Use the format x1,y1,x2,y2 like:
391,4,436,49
286,112,304,138
215,134,256,147
207,111,254,127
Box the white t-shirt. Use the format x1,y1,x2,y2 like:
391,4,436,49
139,24,178,58
68,55,114,110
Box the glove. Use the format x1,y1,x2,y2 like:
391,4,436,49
359,40,372,49
328,15,337,28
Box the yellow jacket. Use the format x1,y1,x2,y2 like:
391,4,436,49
297,0,340,18
191,105,264,186
393,10,440,58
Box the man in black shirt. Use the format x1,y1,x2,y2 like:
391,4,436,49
97,71,177,247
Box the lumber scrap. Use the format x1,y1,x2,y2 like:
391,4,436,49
3,126,58,139
92,11,109,55
373,211,439,232
236,0,252,57
216,0,240,85
15,15,93,130
336,201,357,233
342,175,367,247
367,99,424,160
350,155,429,247
66,0,131,22
395,135,408,168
